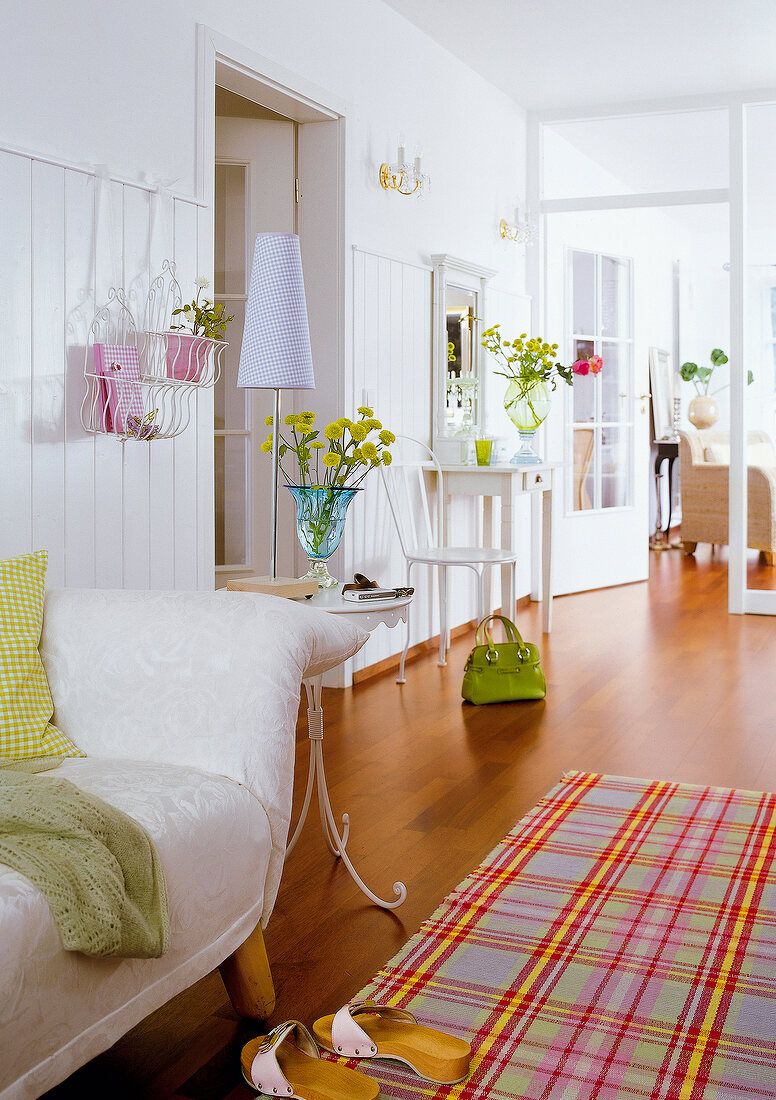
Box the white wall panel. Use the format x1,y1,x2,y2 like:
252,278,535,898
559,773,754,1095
0,153,33,558
172,199,202,591
31,161,66,585
62,170,97,587
348,248,436,675
1,148,210,591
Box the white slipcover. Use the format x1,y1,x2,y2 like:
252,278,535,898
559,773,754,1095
0,588,368,1100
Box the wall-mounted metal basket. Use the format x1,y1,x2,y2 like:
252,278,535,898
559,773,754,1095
81,261,226,441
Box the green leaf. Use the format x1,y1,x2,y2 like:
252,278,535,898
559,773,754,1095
710,348,728,366
747,370,755,385
680,362,698,381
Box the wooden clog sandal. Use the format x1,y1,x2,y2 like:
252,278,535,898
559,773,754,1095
313,999,471,1085
241,1020,379,1100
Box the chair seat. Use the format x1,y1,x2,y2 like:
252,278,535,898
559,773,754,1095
407,546,517,566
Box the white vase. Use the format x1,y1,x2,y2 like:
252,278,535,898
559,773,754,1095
688,394,719,430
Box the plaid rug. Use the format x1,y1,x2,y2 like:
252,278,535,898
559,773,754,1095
344,772,776,1099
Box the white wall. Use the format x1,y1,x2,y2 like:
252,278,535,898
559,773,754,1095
2,0,529,668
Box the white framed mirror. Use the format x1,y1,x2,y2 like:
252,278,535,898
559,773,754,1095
649,347,675,441
431,254,496,464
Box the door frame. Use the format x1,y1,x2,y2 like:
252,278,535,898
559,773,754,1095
195,25,348,588
527,100,733,597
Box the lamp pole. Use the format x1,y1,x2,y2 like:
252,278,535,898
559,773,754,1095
270,389,280,581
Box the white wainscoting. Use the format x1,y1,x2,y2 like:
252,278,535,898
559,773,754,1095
345,250,534,677
0,147,212,590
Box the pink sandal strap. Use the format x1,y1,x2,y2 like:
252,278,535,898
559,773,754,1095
248,1020,318,1096
330,999,416,1059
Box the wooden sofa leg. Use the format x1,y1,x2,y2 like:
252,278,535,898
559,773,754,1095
219,922,276,1020
682,541,697,556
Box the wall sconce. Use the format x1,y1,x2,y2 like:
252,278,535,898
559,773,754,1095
380,138,429,196
499,207,535,244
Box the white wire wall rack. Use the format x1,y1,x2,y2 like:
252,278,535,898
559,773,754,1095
81,261,226,441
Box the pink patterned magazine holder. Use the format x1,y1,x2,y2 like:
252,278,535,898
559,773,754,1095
166,333,211,382
93,344,143,433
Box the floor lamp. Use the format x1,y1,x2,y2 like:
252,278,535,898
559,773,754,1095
235,233,317,597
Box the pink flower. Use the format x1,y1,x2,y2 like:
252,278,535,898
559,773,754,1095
589,354,603,374
572,359,590,376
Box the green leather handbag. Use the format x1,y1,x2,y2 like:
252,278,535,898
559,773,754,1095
461,614,546,705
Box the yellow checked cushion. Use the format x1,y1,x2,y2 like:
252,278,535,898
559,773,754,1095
0,551,83,760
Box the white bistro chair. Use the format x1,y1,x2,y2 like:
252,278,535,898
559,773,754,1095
381,435,518,682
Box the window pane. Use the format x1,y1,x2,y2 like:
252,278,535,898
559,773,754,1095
214,298,247,431
601,426,628,509
601,342,627,422
572,428,595,511
573,338,596,423
572,251,595,335
215,436,249,567
601,256,629,338
214,163,247,297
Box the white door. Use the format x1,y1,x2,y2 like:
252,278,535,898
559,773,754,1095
545,215,651,594
213,111,297,588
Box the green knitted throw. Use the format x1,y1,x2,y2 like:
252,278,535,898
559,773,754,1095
0,769,169,958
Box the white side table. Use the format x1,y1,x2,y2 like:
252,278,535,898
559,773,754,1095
439,463,557,632
285,585,413,909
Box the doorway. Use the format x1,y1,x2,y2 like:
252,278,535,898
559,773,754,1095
197,29,346,590
214,90,298,587
534,106,731,596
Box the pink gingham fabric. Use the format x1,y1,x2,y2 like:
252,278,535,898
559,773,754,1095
93,343,143,433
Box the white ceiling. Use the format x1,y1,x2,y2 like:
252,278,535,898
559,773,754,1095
381,0,776,112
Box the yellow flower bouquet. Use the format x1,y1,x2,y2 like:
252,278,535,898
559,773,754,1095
262,407,395,587
262,406,395,488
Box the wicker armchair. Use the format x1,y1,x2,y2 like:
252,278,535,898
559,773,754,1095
677,429,776,563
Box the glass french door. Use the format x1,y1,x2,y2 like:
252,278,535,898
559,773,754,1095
544,215,647,597
568,248,634,515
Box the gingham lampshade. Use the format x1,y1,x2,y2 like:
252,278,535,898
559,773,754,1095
237,233,315,389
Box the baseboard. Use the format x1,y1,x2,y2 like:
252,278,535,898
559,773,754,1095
351,597,532,685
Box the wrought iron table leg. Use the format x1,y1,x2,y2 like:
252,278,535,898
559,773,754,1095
285,675,407,909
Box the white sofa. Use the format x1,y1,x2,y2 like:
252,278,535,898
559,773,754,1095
0,588,367,1100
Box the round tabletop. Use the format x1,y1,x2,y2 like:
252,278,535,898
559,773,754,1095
300,584,412,631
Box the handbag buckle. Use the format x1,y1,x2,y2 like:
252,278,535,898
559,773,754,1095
485,647,498,664
518,646,531,661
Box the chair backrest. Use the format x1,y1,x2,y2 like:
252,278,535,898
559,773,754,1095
380,435,443,557
678,428,776,480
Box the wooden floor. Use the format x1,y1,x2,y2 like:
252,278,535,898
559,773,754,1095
47,546,776,1098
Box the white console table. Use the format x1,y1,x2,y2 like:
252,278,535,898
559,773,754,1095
438,463,557,633
285,585,412,909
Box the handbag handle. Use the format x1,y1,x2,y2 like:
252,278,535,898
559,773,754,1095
475,614,530,660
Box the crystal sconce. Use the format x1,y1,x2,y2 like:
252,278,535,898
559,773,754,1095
499,207,535,244
380,138,429,196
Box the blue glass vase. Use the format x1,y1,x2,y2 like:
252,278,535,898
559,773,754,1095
286,485,362,589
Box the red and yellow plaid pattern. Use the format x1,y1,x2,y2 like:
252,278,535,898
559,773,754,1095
344,772,776,1098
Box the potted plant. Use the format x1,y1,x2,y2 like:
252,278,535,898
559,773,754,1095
680,348,753,429
481,325,602,464
262,406,395,588
167,277,234,381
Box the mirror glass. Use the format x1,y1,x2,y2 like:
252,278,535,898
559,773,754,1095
443,284,478,437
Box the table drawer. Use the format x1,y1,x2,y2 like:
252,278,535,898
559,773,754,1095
523,470,549,491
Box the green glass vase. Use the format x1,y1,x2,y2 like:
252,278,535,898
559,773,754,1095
504,379,551,465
